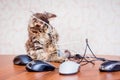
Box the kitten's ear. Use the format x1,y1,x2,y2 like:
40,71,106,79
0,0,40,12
44,12,57,19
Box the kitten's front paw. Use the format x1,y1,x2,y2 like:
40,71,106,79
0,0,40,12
54,57,66,63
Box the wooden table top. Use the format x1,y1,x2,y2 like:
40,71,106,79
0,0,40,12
0,55,120,80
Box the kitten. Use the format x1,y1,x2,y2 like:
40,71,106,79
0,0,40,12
25,12,65,62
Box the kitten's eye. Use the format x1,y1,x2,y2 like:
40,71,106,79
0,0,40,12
32,36,36,39
39,21,43,24
42,25,47,32
33,18,37,22
44,23,47,25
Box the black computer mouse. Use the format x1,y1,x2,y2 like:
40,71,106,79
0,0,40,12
13,55,32,65
26,60,55,72
99,60,120,72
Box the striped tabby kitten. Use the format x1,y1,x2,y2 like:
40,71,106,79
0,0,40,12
25,12,65,62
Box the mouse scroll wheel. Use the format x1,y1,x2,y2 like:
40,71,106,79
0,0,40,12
26,62,33,69
29,63,32,67
28,61,36,67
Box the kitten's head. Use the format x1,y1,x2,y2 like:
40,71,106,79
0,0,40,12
29,12,56,34
28,12,58,44
33,12,56,24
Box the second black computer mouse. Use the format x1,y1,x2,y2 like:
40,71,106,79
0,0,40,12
99,60,120,72
13,55,32,65
26,60,55,72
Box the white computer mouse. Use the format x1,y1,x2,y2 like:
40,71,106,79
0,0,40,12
59,61,80,75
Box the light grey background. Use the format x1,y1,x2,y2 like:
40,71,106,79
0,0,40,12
0,0,120,55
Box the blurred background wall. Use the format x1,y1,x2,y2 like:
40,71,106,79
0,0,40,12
0,0,120,55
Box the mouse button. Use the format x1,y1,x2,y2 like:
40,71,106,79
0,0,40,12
26,56,32,60
102,61,111,65
104,61,120,66
101,61,113,67
34,60,45,64
13,55,33,65
32,64,47,71
113,64,120,71
21,58,30,64
44,62,56,67
43,65,55,71
23,56,32,61
107,61,119,64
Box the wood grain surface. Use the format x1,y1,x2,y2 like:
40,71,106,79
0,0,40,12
0,55,120,80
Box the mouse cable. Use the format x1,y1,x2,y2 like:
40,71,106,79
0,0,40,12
78,38,109,66
78,39,95,65
85,38,107,62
